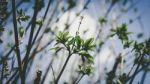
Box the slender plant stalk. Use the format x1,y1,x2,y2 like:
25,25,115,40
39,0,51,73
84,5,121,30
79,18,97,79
13,46,38,82
12,0,23,83
129,54,144,84
22,0,39,83
32,0,52,46
41,57,54,83
4,45,15,58
127,54,142,78
55,51,72,84
45,0,61,28
51,64,56,82
6,70,18,84
75,74,84,84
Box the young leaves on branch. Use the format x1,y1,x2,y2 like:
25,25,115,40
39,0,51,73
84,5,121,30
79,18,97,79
36,18,43,26
98,17,107,25
17,9,30,24
78,64,94,75
110,24,133,48
52,31,95,76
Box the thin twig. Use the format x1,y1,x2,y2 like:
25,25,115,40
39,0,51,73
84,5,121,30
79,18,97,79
6,69,18,84
31,0,52,46
41,57,54,83
55,51,72,84
22,0,39,83
4,45,15,58
50,64,56,82
75,74,84,84
129,55,144,84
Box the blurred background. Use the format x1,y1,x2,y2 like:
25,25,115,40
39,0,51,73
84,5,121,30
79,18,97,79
0,0,150,84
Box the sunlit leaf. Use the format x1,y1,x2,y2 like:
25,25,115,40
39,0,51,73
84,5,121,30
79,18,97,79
18,26,25,38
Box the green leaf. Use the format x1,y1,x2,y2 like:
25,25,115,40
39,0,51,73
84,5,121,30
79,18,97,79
110,28,117,32
50,47,63,54
67,38,74,46
78,51,89,57
36,18,43,25
17,9,30,24
44,28,51,33
99,17,107,24
123,41,133,48
87,56,94,64
17,9,23,15
118,73,127,84
21,15,30,21
75,35,83,49
82,38,95,51
78,51,94,64
85,38,94,45
78,64,94,75
109,34,115,37
18,26,25,38
56,31,71,44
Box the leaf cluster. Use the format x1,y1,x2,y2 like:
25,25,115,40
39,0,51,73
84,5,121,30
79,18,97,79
78,64,94,75
98,17,107,25
133,39,150,65
17,9,30,24
110,23,150,83
52,31,95,75
110,24,133,48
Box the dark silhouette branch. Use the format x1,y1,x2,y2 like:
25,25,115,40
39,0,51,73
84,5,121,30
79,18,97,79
32,0,52,46
75,74,84,84
12,0,23,83
22,0,39,83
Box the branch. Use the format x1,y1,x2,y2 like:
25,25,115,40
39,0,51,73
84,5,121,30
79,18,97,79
22,0,39,83
128,54,144,84
31,0,52,46
41,57,54,83
51,64,56,82
55,51,72,84
12,0,23,83
6,69,18,84
75,74,84,84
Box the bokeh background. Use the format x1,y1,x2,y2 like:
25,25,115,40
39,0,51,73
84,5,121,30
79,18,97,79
0,0,150,84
